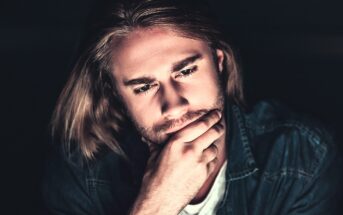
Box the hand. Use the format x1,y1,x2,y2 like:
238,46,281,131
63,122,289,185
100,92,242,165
130,110,224,215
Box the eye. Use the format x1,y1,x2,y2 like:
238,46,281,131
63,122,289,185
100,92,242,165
175,65,198,78
133,83,158,94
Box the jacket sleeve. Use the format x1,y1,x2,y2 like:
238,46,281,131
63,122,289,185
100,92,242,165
287,135,343,215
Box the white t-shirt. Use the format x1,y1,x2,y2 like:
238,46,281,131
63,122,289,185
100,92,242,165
178,160,228,215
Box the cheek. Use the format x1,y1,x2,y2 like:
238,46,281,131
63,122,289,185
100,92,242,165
184,68,221,105
187,82,219,105
133,107,158,128
114,79,161,129
121,92,159,128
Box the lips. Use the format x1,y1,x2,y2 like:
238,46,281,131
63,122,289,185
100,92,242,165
163,112,206,134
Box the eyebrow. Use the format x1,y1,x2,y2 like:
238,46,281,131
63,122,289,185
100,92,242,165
171,53,202,72
123,53,203,86
123,76,155,86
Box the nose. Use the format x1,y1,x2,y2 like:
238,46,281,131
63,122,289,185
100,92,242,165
160,82,188,119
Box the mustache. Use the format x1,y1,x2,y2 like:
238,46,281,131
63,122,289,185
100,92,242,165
153,109,209,133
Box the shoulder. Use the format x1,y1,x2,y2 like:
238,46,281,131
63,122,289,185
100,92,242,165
42,144,98,214
241,100,337,180
42,142,131,194
42,138,146,214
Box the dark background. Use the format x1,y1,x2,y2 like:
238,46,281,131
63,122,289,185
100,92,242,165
2,0,343,214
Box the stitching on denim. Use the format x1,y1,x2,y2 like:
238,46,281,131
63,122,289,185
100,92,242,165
86,178,111,188
229,168,259,181
246,117,328,177
229,167,259,181
232,105,256,166
247,119,328,168
248,120,326,150
263,167,313,181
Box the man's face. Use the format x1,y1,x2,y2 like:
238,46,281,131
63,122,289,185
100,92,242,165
112,27,225,144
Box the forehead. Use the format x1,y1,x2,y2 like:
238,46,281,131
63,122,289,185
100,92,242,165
111,27,212,79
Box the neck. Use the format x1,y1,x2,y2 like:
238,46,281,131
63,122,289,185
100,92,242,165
189,117,227,204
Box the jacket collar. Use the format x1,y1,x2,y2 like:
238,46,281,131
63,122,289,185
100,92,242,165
226,104,258,181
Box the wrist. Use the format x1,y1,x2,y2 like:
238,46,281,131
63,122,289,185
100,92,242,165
129,192,180,215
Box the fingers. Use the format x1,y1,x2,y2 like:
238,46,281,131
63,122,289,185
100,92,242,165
207,157,218,174
191,122,224,153
201,143,218,163
172,109,222,143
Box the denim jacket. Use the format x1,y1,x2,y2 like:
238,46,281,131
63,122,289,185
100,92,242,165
42,100,342,214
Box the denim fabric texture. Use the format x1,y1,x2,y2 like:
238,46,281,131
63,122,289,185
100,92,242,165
42,100,342,214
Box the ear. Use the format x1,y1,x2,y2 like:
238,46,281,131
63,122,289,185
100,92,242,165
216,49,225,73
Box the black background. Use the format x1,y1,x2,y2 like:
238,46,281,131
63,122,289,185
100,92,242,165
2,0,343,214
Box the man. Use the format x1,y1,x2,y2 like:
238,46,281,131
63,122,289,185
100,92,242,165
43,0,341,214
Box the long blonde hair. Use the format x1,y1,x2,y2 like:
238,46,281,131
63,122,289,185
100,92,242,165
51,0,244,161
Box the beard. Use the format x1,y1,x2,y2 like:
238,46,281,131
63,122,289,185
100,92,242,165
131,88,225,146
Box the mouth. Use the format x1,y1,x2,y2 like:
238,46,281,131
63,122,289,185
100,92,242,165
163,111,208,135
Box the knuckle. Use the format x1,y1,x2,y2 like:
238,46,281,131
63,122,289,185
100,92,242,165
207,159,218,174
201,146,217,162
182,143,197,157
211,159,219,168
206,145,216,154
210,144,218,154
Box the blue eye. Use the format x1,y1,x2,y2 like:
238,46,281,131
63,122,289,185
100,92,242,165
175,65,197,78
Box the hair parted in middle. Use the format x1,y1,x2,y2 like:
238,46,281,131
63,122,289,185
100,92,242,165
51,0,244,161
